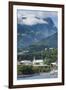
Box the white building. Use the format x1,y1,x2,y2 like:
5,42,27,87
32,57,44,66
19,57,49,67
20,60,32,65
51,62,57,66
19,57,44,66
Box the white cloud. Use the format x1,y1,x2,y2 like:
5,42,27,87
17,10,57,26
17,13,48,25
22,17,48,25
23,17,38,25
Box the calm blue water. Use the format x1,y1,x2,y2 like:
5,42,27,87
17,72,58,80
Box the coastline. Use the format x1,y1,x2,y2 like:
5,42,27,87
17,71,58,80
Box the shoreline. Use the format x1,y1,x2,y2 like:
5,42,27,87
17,73,40,78
17,70,58,80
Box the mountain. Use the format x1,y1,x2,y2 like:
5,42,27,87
17,17,57,49
18,32,57,55
26,32,57,52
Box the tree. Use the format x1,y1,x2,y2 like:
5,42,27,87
43,48,57,65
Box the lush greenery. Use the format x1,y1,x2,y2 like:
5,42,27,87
43,48,57,65
18,48,57,64
17,65,34,75
17,48,57,75
17,65,51,75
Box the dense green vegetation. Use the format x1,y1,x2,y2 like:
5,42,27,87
43,48,57,65
18,48,57,63
17,65,34,75
17,48,57,75
17,65,51,75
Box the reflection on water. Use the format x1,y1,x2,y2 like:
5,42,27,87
17,71,58,80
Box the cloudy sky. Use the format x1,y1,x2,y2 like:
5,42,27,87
17,9,58,27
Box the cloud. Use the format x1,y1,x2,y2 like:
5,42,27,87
17,13,48,25
21,17,48,25
17,10,58,26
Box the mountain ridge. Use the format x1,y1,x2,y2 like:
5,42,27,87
17,17,57,49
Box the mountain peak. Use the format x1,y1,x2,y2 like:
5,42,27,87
17,17,57,49
43,17,54,26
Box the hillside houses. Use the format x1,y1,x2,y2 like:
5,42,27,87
17,48,57,68
18,56,48,67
